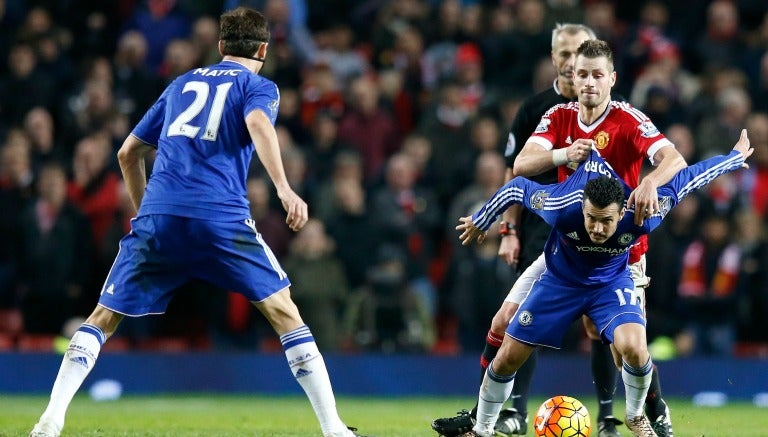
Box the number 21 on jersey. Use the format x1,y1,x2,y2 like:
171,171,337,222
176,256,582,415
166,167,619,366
168,81,232,141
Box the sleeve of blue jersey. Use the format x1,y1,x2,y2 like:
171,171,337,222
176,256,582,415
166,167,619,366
130,87,170,147
245,78,280,126
471,177,540,231
661,150,744,204
646,150,745,233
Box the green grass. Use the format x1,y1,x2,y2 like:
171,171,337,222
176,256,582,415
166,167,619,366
1,394,765,436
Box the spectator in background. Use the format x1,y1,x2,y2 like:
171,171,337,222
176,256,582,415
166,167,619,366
416,80,472,205
23,107,66,170
695,86,752,157
344,243,435,353
743,112,768,220
690,0,746,74
338,74,401,184
0,41,55,126
121,0,192,74
112,31,161,125
645,195,702,343
191,15,223,66
734,209,768,344
370,153,442,317
303,110,351,188
67,132,121,260
284,218,350,350
158,38,201,85
17,162,92,334
326,177,380,290
677,212,741,356
311,149,364,223
0,134,36,308
313,20,370,84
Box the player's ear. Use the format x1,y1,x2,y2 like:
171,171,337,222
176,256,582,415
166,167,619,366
218,40,223,56
256,42,268,60
618,206,626,220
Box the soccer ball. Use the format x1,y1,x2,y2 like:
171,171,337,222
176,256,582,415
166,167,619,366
533,395,591,437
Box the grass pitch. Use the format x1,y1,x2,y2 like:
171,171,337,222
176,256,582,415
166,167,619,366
1,394,765,436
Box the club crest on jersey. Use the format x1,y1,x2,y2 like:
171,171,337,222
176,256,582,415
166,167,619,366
638,121,660,138
534,118,551,134
530,190,549,210
618,233,634,246
594,131,610,149
518,311,533,326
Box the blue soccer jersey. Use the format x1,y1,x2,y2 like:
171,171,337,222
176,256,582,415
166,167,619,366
469,148,745,346
131,60,280,221
472,148,746,288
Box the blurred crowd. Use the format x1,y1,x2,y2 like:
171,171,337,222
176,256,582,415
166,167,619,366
0,0,767,358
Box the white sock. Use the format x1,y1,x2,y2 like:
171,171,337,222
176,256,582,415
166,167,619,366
622,357,653,418
474,362,515,435
39,324,106,427
281,325,346,436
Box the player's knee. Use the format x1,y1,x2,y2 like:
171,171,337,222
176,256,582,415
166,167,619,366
613,330,649,366
491,302,518,334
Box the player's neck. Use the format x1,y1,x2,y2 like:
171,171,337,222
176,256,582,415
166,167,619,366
578,100,610,125
222,55,261,73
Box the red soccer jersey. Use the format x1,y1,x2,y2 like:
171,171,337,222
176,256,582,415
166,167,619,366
528,100,674,261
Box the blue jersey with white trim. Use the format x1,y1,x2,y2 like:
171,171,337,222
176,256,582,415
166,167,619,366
131,60,280,221
471,149,745,287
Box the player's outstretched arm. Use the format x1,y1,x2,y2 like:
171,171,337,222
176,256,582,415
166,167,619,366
647,129,753,234
117,135,154,211
246,109,308,232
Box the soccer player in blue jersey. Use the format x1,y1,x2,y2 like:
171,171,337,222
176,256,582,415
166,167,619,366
455,129,752,437
30,7,364,437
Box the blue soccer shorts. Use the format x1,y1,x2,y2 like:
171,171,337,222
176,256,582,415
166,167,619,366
507,272,645,348
98,214,291,316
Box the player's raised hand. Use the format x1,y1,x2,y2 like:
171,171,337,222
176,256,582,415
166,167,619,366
565,139,593,163
456,216,486,246
277,188,308,231
733,129,753,168
627,179,659,226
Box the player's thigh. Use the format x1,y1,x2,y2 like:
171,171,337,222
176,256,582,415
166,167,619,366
586,279,645,346
507,277,586,349
98,216,189,316
194,219,291,303
252,287,304,335
581,315,601,339
504,252,546,305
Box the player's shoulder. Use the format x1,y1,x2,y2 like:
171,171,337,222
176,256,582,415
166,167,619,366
542,101,578,118
609,100,651,122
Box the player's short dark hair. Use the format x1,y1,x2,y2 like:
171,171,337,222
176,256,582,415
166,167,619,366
577,39,613,65
583,176,624,209
220,7,270,58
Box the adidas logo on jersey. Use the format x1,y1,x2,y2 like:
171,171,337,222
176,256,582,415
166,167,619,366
566,232,579,240
565,136,573,144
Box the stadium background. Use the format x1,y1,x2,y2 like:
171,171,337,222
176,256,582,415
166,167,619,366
0,0,767,399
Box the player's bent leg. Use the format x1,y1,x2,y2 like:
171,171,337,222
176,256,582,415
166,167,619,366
471,337,533,436
31,306,123,437
254,287,363,437
613,323,655,437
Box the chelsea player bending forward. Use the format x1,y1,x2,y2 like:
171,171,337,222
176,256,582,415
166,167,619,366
455,129,752,437
30,7,365,437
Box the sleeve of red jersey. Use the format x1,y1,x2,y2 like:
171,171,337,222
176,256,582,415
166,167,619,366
625,105,673,165
526,104,565,151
